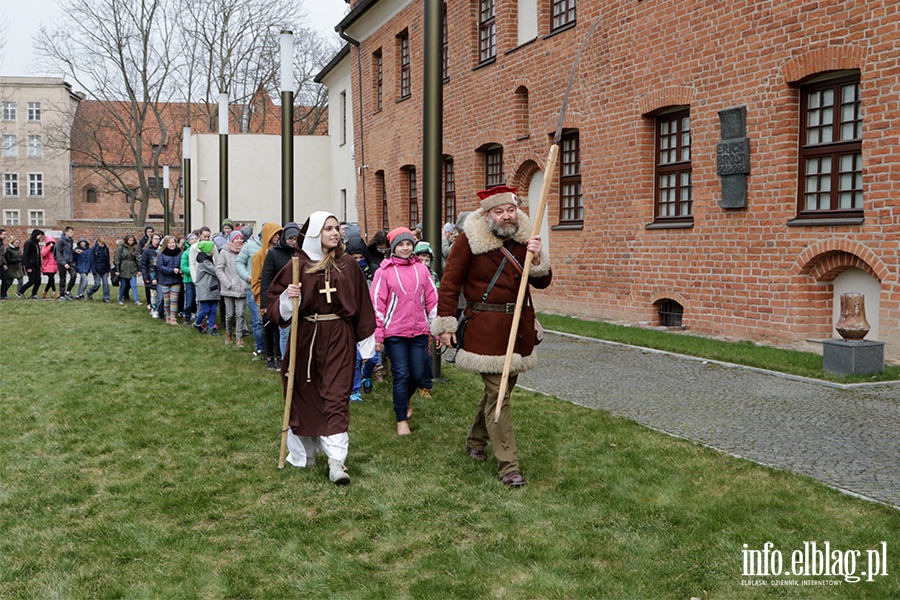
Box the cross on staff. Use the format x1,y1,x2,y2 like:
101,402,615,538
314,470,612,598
319,278,337,303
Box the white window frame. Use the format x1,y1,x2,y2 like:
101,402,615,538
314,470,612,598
3,209,20,226
1,101,16,121
28,173,44,197
27,134,43,158
2,134,16,158
3,173,18,197
28,210,45,226
27,102,42,122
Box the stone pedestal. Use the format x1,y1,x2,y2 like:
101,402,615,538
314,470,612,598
822,339,885,376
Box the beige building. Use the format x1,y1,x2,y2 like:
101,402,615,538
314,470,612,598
0,77,82,229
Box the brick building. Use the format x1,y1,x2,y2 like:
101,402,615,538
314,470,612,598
335,0,900,360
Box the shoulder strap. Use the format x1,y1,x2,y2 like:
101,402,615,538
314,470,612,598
481,256,508,303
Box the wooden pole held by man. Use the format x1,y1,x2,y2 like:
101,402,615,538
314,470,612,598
493,144,558,423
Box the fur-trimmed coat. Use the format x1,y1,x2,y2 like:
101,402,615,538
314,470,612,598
431,208,551,374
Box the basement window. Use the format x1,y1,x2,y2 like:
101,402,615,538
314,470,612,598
657,299,683,328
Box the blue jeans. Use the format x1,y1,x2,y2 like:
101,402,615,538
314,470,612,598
279,324,291,356
246,287,264,352
360,351,381,379
76,272,91,297
118,277,139,303
195,300,218,331
383,335,429,422
183,282,196,321
88,273,110,301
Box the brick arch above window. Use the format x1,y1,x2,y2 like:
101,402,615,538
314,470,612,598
512,159,541,199
541,109,582,138
781,46,867,84
471,129,507,153
795,240,890,283
638,86,694,116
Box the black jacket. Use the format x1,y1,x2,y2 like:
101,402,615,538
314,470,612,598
22,230,44,272
259,239,294,310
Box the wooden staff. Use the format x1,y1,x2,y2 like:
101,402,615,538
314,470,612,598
278,257,301,468
493,144,558,423
492,17,601,424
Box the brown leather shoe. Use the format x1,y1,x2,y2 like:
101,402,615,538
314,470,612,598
466,446,487,462
500,470,526,487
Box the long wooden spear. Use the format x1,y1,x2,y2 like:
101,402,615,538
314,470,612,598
494,18,603,423
278,257,301,468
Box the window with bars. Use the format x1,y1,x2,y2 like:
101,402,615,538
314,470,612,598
479,0,496,64
654,109,692,221
27,102,41,122
798,73,862,216
377,170,389,230
3,209,20,226
551,0,576,32
442,3,450,81
559,130,583,223
3,173,18,197
28,173,43,197
398,31,411,100
2,101,16,121
27,135,42,158
485,145,504,188
373,49,383,112
444,156,456,224
405,166,418,227
29,210,44,226
2,134,16,158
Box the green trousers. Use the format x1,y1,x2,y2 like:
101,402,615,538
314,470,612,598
467,373,519,477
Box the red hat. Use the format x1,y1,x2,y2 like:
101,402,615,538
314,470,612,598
476,185,518,212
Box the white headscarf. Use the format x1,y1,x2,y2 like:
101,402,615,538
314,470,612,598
300,211,336,262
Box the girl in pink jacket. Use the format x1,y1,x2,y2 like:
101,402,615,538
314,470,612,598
40,236,59,299
371,227,438,435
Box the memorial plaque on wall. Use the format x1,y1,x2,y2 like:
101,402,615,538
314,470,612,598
717,106,750,209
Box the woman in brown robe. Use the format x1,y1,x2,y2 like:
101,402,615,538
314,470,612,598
267,211,376,485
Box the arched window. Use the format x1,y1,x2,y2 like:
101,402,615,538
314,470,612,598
85,187,98,203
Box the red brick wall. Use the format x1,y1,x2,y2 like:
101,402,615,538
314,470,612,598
348,0,900,359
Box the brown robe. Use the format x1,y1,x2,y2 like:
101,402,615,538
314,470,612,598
267,251,376,437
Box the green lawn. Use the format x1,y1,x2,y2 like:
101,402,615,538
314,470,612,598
538,313,900,384
0,300,897,599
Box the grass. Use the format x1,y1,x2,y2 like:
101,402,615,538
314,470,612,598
0,299,898,599
538,313,900,384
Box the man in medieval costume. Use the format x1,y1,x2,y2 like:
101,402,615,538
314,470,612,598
267,211,377,485
431,186,552,487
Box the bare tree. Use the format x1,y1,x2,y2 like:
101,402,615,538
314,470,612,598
175,0,336,134
0,15,8,69
36,0,337,227
37,0,180,227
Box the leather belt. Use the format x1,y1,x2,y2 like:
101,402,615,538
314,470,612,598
467,301,528,314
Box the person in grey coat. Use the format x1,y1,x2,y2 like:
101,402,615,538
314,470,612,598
192,241,220,335
215,230,247,346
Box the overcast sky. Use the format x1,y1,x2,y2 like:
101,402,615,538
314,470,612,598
0,0,349,81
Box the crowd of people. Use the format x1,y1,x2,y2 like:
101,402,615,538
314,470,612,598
0,187,550,489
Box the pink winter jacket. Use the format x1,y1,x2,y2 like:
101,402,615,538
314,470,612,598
371,254,438,343
41,236,58,274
